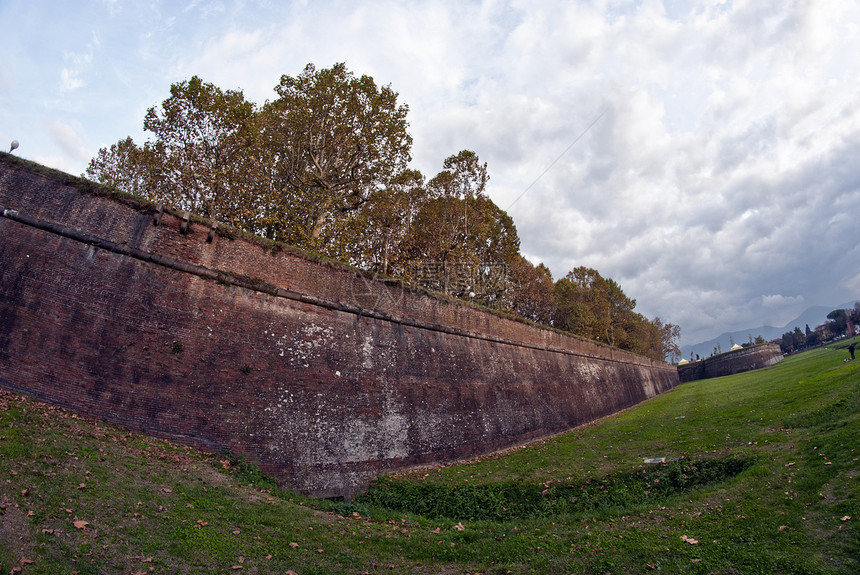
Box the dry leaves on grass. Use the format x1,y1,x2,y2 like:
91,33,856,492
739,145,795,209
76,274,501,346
73,519,89,530
681,535,698,544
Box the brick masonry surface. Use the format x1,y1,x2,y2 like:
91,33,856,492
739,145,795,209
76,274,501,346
677,345,784,383
0,153,679,497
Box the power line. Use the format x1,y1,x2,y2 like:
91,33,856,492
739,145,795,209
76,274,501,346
506,107,607,210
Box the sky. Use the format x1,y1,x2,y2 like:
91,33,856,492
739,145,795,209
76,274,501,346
1,0,859,346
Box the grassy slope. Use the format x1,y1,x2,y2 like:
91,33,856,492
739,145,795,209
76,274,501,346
0,338,857,574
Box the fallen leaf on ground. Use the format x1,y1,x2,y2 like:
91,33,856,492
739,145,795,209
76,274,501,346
779,525,788,531
19,557,34,565
453,522,465,531
73,520,89,530
288,542,298,548
681,535,698,544
841,516,851,521
430,528,441,534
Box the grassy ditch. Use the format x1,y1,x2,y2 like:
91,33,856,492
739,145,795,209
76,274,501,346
357,456,755,522
0,337,857,574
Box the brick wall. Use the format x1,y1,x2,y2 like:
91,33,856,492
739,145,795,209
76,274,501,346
677,345,783,383
0,153,679,497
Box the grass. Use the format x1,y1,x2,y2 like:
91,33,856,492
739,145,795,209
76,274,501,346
0,337,857,574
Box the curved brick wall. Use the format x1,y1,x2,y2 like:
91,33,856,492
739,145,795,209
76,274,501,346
677,344,783,383
0,154,678,497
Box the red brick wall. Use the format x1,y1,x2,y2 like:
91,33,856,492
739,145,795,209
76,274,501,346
0,154,679,497
677,345,783,383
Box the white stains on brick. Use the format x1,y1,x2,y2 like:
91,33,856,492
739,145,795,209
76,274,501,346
361,335,374,368
265,323,335,366
264,386,410,468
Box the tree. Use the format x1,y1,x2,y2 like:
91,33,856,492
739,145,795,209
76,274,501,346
552,267,612,342
260,63,412,249
400,151,520,304
849,302,860,336
333,169,426,275
87,77,258,227
508,257,555,325
792,326,806,350
826,309,848,337
85,136,158,198
780,331,794,354
653,317,681,363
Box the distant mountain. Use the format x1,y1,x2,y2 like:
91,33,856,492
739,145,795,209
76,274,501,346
680,300,859,361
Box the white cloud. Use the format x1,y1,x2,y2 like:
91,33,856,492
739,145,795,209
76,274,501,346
59,45,93,92
47,121,91,167
4,0,860,346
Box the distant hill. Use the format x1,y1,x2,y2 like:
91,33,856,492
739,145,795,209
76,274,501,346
680,300,859,361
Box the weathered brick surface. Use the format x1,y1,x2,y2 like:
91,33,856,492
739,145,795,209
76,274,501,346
0,154,679,496
677,345,783,383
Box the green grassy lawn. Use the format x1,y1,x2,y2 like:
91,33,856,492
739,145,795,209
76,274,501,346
1,338,857,574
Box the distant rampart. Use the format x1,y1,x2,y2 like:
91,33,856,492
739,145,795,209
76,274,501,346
0,153,679,497
677,345,783,383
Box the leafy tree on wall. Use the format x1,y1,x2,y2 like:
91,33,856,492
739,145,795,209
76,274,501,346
333,169,426,276
507,257,555,325
259,63,412,250
400,151,520,304
87,77,259,227
85,64,681,362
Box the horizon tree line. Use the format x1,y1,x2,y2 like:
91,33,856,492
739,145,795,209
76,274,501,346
778,303,860,354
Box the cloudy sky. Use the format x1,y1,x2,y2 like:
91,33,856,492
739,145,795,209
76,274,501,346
2,0,859,345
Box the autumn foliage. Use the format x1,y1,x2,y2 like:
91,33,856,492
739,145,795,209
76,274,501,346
86,63,679,361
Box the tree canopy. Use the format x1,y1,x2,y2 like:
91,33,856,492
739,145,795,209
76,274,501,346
86,63,680,362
